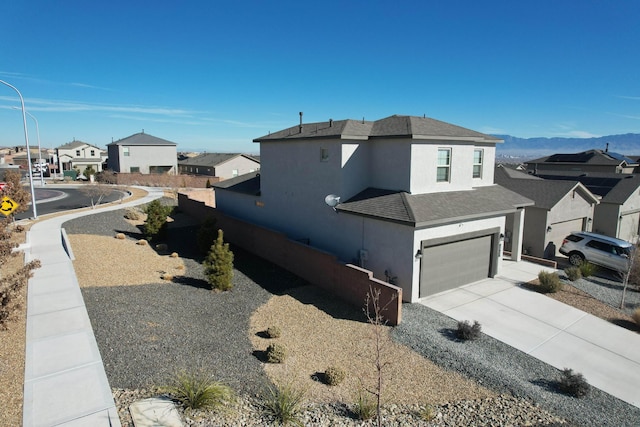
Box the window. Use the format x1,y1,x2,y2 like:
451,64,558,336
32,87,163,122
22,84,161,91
75,150,80,156
320,148,329,162
123,147,130,157
232,169,239,177
473,149,483,178
90,150,95,156
437,148,451,182
130,166,140,173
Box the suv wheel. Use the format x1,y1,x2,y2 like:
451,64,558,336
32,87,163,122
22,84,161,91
568,252,585,266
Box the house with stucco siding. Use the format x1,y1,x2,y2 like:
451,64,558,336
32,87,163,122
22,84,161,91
107,132,177,174
178,153,260,179
213,115,532,302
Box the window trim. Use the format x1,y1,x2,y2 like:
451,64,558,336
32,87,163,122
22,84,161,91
473,149,483,179
437,148,451,183
320,148,329,162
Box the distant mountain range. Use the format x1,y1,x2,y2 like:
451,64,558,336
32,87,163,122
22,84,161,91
494,133,640,162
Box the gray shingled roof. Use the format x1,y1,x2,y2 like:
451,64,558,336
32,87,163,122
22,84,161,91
178,153,259,167
495,166,596,210
601,174,640,205
527,149,638,167
494,165,543,181
57,140,99,150
107,132,177,146
533,171,640,204
213,172,261,195
254,115,501,143
337,185,532,227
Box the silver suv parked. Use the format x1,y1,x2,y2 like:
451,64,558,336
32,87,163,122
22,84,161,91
559,231,633,272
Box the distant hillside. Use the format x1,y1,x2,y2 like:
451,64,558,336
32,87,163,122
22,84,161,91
494,133,640,161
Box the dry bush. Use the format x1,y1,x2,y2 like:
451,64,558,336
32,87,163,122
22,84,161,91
170,252,179,258
115,233,126,240
137,239,148,246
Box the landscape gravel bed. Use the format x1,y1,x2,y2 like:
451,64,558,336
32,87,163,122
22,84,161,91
563,271,640,316
64,208,640,426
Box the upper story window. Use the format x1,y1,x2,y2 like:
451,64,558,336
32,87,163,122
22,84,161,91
123,147,130,157
90,150,95,156
473,149,483,178
437,148,451,182
75,150,81,156
320,148,329,162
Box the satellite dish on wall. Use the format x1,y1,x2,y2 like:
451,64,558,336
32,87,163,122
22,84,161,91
324,194,341,211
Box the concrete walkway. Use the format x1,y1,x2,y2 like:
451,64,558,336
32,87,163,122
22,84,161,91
22,187,164,427
421,259,640,408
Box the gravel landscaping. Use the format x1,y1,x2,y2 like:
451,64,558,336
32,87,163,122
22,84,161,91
63,204,640,426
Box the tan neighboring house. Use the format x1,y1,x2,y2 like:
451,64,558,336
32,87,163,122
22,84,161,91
178,153,260,179
107,132,177,174
495,165,599,258
56,140,106,175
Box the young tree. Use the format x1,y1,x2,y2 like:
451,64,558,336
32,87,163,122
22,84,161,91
619,245,640,309
363,285,397,427
79,183,113,209
83,165,96,181
203,229,234,291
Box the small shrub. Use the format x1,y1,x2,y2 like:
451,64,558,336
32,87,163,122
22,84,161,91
353,390,376,420
170,252,179,258
579,262,598,278
538,271,563,293
203,229,234,291
14,225,25,233
155,243,168,252
265,326,281,338
176,264,185,270
197,217,218,255
124,209,140,220
266,343,286,363
161,274,173,281
632,308,640,329
263,382,306,427
456,320,482,340
137,239,148,246
162,370,234,411
418,404,435,421
564,266,582,281
324,366,346,386
558,368,590,398
115,233,125,240
143,200,172,241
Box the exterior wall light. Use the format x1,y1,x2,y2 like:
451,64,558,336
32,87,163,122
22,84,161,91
546,226,552,233
415,249,422,259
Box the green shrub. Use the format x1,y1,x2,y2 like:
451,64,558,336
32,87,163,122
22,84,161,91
263,382,306,426
266,343,286,363
162,370,235,411
323,366,346,386
579,262,598,278
538,271,563,293
143,200,172,241
353,390,376,420
456,320,482,340
564,266,582,281
266,326,281,338
632,308,640,329
558,368,590,398
197,217,218,255
203,229,234,291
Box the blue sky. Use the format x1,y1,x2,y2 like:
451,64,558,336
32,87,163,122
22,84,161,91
1,0,639,153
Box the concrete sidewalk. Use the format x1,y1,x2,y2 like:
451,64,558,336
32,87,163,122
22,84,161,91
421,260,640,408
22,187,164,427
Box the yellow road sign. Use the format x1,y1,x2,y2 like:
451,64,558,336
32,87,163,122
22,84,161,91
1,196,19,216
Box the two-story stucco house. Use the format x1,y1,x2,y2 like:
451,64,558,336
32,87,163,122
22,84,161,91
56,140,106,175
106,132,177,174
213,115,532,302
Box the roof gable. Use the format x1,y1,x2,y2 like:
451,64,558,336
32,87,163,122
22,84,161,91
178,153,259,167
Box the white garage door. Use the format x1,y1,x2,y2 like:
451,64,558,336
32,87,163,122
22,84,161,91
419,235,492,297
549,218,585,256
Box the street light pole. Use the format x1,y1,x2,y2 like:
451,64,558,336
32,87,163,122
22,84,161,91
13,107,45,186
0,79,38,219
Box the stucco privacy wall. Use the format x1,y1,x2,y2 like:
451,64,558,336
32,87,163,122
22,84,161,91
178,193,403,325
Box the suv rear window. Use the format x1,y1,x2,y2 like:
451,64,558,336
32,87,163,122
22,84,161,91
565,235,583,242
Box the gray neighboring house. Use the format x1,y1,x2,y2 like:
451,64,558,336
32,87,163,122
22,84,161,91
526,149,639,175
214,115,533,302
495,165,599,258
107,132,177,174
178,153,260,179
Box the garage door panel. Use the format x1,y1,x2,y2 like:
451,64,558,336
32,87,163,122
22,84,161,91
420,235,492,297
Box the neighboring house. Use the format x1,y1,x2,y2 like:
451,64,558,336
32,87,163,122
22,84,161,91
214,115,532,302
495,165,599,258
107,132,178,174
526,149,638,175
178,153,260,179
56,141,105,175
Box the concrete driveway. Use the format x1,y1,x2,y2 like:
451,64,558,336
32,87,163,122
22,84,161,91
420,259,640,408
